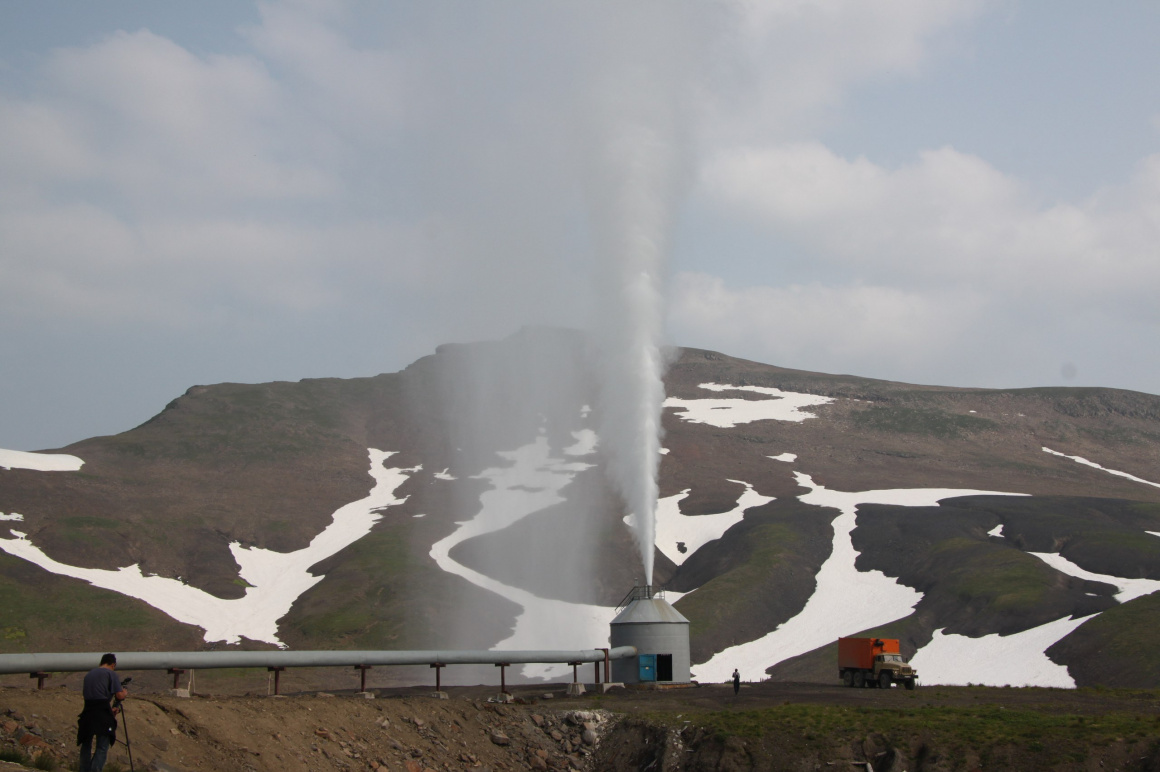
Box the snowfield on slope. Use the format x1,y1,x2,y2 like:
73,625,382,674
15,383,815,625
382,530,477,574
429,430,618,680
653,482,774,567
911,615,1092,687
1042,447,1160,489
0,448,83,471
691,473,1026,684
0,449,413,646
1030,551,1160,603
664,383,834,427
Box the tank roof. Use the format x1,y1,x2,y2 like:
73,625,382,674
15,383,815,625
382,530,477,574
611,597,689,625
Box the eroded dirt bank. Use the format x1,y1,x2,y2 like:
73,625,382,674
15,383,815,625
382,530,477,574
3,681,1160,771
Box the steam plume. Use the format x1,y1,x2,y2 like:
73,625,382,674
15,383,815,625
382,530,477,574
586,9,694,584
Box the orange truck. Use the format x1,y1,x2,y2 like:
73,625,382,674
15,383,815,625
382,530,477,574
838,637,917,690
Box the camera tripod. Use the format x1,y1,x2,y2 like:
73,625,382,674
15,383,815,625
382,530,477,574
112,677,135,772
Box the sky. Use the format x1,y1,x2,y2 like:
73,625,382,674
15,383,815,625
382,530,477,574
2,0,1158,451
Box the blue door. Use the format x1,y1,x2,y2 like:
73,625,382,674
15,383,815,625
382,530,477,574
638,654,657,682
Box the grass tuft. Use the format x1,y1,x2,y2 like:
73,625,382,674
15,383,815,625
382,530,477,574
32,752,58,770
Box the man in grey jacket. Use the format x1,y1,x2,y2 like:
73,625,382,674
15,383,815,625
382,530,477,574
76,653,129,772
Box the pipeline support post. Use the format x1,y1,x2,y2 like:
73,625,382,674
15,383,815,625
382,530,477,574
29,672,49,690
267,666,285,696
430,663,444,692
594,660,600,685
167,668,185,689
601,648,610,683
566,661,587,696
355,664,371,692
495,663,510,695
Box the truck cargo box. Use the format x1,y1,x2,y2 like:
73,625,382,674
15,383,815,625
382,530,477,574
838,637,900,670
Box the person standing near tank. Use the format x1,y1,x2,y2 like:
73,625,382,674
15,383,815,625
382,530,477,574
732,668,741,695
77,653,128,772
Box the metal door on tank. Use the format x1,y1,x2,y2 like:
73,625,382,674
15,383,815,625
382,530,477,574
638,654,657,682
656,654,673,681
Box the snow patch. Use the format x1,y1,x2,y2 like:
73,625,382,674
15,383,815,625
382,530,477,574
987,524,1004,538
653,482,774,567
911,616,1091,687
692,475,1025,683
1042,447,1160,489
0,513,23,522
1030,551,1160,603
0,449,412,646
768,453,797,463
563,429,597,457
664,383,834,428
434,469,456,481
0,449,84,472
428,436,613,679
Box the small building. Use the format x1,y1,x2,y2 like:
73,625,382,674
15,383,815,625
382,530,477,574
609,586,691,684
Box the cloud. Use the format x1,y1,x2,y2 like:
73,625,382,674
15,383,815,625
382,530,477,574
34,29,333,208
245,0,406,145
675,138,1160,391
702,0,988,141
701,141,1160,312
0,22,399,330
3,0,1158,452
0,2,997,336
0,200,418,325
668,272,986,380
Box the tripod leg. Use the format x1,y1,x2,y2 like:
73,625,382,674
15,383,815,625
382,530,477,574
117,702,135,772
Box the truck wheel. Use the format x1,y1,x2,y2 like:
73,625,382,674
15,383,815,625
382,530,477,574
904,678,916,691
842,671,853,687
853,672,865,688
879,672,892,689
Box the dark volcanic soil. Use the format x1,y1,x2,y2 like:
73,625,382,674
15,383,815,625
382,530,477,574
4,679,1160,771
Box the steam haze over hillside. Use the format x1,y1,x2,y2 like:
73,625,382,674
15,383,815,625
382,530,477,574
2,1,1160,451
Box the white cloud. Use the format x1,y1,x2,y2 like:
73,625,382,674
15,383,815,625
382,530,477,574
703,0,987,141
669,273,985,378
0,200,418,325
0,22,412,328
3,0,1159,451
701,141,1160,307
31,30,333,208
245,0,406,144
0,2,1002,340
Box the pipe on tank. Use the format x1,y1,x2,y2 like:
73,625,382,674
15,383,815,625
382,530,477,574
0,647,638,675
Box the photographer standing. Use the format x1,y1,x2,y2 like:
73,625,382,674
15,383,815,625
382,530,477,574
76,653,128,772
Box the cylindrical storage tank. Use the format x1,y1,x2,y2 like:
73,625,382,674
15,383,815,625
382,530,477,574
609,587,690,684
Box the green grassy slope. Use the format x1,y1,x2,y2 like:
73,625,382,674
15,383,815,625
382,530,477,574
0,552,206,654
1048,593,1160,687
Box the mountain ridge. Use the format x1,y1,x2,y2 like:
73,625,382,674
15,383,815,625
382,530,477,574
2,329,1159,687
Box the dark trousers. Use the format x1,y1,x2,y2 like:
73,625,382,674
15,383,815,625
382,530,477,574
79,730,111,772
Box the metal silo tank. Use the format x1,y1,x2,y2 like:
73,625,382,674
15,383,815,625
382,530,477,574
609,586,690,684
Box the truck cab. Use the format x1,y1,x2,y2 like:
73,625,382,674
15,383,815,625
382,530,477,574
873,653,917,689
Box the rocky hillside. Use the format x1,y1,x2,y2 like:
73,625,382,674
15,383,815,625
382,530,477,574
2,328,1159,687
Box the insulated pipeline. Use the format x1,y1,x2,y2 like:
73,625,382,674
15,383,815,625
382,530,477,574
0,647,637,675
